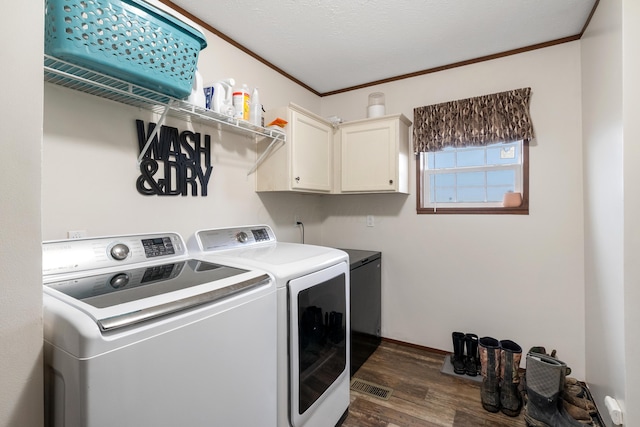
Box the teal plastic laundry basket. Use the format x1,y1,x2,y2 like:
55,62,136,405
44,0,207,98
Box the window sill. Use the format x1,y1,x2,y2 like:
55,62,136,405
416,205,529,215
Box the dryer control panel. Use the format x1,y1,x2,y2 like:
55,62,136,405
195,225,276,252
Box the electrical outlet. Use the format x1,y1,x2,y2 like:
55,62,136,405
68,230,87,239
294,214,301,226
366,215,374,227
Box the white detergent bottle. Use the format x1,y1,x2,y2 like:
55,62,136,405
212,78,235,116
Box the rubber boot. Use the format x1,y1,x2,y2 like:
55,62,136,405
524,353,583,427
499,339,522,417
464,333,478,377
451,332,466,375
478,337,501,413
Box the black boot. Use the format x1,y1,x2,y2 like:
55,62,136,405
451,332,466,375
499,340,522,416
524,353,583,427
464,333,478,377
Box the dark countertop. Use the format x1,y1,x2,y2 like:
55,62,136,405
338,248,381,269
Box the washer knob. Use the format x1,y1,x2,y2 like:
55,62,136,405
110,243,130,260
236,231,248,243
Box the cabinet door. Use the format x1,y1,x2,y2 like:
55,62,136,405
341,120,397,192
291,111,332,192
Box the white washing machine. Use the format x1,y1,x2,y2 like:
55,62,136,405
42,232,277,427
191,225,350,427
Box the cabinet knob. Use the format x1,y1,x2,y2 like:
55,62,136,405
389,179,393,185
295,177,300,183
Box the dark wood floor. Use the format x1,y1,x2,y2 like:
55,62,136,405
344,340,527,427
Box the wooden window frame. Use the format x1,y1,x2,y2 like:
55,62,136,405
416,141,529,215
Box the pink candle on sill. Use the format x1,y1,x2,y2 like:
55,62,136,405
503,192,522,207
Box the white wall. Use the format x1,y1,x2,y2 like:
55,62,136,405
581,1,628,425
0,2,44,427
319,42,587,378
622,2,640,425
582,0,640,425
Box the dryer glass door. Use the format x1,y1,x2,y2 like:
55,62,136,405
288,263,348,426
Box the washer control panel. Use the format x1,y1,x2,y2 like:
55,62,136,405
196,225,276,252
141,236,176,258
43,232,186,276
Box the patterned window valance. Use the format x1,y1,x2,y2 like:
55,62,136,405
413,87,534,153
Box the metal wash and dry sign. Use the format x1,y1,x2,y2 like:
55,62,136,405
135,120,213,196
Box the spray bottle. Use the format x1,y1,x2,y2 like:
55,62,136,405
250,87,262,127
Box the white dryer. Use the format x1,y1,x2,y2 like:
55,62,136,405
191,225,350,427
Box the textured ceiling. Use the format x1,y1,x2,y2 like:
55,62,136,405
167,0,597,95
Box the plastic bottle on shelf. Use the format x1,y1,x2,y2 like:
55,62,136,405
233,84,250,120
211,78,235,115
187,70,206,108
250,87,262,127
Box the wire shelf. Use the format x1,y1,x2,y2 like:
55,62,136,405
43,55,286,141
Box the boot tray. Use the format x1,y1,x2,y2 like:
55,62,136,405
440,354,482,383
578,382,605,427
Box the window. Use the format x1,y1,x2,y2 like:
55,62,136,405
417,140,529,214
413,87,534,215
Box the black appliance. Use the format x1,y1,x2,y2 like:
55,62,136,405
340,249,382,376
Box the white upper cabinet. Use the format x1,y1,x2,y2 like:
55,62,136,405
256,103,333,193
256,105,411,194
337,114,411,194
